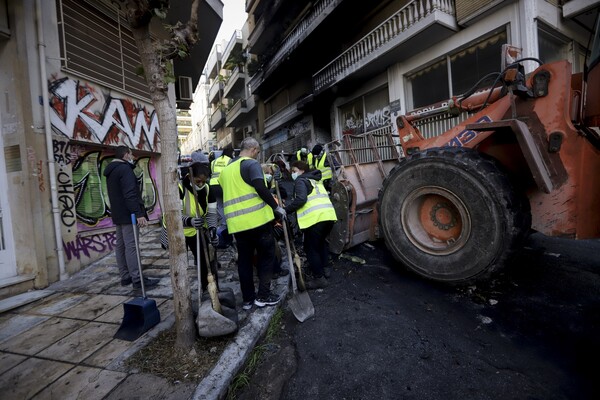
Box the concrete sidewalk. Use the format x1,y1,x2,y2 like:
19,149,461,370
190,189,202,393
0,225,288,400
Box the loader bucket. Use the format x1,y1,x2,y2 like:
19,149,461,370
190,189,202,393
113,297,161,341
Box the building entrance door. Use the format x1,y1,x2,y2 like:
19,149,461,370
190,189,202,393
0,114,17,279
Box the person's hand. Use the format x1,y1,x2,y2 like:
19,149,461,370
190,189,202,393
274,206,287,220
190,217,204,228
137,216,148,227
209,227,219,246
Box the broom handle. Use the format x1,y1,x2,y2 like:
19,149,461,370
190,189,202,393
131,213,146,298
189,168,222,311
275,181,298,292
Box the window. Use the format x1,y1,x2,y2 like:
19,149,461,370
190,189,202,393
538,24,587,73
340,86,390,135
56,0,150,100
407,30,507,109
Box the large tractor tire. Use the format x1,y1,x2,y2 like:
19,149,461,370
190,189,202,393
378,147,531,283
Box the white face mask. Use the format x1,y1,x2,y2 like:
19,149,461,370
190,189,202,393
264,173,273,183
194,183,206,191
291,172,299,180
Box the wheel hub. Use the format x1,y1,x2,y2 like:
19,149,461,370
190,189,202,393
402,187,470,255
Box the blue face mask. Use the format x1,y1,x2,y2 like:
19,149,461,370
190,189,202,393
291,172,299,180
264,173,273,183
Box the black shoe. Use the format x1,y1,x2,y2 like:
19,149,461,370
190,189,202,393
254,293,280,308
305,276,328,290
133,277,159,289
120,277,132,286
272,269,290,279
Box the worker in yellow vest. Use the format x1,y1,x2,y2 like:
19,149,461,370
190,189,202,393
294,147,312,165
310,144,334,191
209,148,233,231
218,137,286,310
284,160,337,289
163,152,219,292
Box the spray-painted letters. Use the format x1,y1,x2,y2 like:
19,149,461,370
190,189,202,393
48,77,160,151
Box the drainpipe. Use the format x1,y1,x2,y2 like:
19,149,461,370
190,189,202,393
36,0,67,280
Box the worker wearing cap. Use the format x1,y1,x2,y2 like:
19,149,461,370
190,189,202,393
310,144,333,191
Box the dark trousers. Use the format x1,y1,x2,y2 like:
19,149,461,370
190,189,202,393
234,222,276,302
303,220,334,277
185,232,213,291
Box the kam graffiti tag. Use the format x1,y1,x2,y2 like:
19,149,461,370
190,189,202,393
48,77,160,151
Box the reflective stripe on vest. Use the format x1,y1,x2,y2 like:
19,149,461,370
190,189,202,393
296,179,337,229
219,157,274,234
209,155,231,185
315,153,332,180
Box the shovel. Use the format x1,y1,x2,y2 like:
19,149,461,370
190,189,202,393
114,214,161,341
275,181,314,322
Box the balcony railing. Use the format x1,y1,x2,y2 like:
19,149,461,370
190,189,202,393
222,30,243,65
206,46,222,80
210,108,226,131
223,66,247,99
264,102,303,135
208,81,224,104
313,0,456,93
226,98,248,127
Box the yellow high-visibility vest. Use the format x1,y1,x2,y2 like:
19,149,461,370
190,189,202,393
162,183,207,237
296,150,314,167
209,155,231,186
296,179,337,229
315,153,332,180
219,157,274,234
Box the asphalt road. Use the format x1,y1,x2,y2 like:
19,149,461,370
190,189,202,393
235,233,600,400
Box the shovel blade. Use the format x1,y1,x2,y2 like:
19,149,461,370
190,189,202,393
114,297,161,341
289,291,315,322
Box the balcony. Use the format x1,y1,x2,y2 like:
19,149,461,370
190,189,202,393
208,80,224,104
313,0,457,94
222,30,243,67
264,101,303,136
247,0,287,54
223,66,247,98
210,107,226,131
226,98,249,127
206,46,222,80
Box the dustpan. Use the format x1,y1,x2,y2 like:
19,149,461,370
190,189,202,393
114,214,161,341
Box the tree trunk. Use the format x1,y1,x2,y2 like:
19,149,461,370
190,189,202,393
129,24,196,350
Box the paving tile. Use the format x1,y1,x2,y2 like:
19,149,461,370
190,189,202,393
23,293,90,316
0,314,50,344
94,298,134,324
0,290,55,313
82,338,132,368
0,317,86,355
59,294,129,320
37,321,116,363
104,373,196,400
0,357,73,399
31,365,127,400
158,299,174,319
0,351,27,375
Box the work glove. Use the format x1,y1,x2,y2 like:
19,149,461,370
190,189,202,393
189,217,204,228
209,227,219,246
274,206,287,221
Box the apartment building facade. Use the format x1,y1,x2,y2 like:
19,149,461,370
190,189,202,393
0,0,222,297
243,0,597,159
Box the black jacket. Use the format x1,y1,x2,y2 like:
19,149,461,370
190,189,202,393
284,169,322,214
104,159,146,224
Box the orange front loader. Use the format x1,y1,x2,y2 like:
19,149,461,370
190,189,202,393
328,16,600,283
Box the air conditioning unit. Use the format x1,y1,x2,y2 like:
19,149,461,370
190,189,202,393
178,76,193,101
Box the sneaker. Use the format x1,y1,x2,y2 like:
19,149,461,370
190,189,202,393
305,276,328,290
133,277,159,289
242,301,253,310
254,293,280,308
120,277,132,286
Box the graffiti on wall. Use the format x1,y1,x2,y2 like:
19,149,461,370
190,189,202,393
63,231,117,261
48,77,161,152
52,138,160,235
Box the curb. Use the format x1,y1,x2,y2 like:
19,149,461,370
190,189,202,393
192,282,290,400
